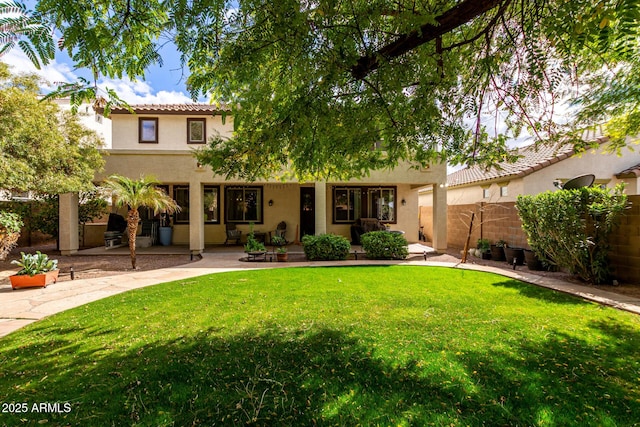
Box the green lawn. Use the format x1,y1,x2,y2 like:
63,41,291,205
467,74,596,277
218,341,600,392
1,266,639,426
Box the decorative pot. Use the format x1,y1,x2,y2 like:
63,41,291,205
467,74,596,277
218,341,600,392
490,245,506,261
158,226,172,246
10,270,59,290
481,251,492,260
276,252,288,262
524,249,544,271
504,247,525,266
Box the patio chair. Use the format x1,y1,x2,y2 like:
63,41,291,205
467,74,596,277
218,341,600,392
273,221,287,243
225,223,242,245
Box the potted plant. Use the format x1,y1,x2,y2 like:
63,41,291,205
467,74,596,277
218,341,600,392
524,248,544,270
504,245,525,266
9,251,59,289
490,239,507,261
271,235,286,247
158,212,173,246
244,224,266,254
276,246,288,262
476,238,491,259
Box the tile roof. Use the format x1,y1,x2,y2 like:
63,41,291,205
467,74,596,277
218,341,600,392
448,135,608,188
616,163,640,178
107,103,231,114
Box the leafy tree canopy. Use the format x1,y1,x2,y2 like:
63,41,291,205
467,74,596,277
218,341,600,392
0,62,105,193
29,0,640,180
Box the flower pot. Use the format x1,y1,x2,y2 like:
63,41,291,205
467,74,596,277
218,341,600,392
276,252,288,262
490,245,506,261
10,270,59,290
504,247,525,266
158,226,173,246
481,251,492,260
524,249,544,271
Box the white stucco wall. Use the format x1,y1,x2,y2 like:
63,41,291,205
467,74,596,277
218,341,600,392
111,114,234,150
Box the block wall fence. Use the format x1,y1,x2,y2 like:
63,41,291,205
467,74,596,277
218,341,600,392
420,195,640,284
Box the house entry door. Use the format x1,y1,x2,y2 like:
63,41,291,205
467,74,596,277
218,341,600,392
300,187,315,238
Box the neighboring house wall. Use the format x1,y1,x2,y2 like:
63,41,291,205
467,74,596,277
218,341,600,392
418,140,640,283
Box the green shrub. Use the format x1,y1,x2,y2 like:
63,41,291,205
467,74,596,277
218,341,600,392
302,234,350,261
361,231,409,260
516,185,627,285
0,210,23,261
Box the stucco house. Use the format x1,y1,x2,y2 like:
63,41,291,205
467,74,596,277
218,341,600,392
421,135,639,208
58,104,448,255
418,134,640,249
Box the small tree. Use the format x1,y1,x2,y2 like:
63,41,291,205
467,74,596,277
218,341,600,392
516,185,628,285
0,210,23,260
102,175,180,269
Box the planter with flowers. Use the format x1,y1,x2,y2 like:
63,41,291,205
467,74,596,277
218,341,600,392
9,251,59,290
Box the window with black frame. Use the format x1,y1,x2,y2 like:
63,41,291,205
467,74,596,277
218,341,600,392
173,186,190,223
225,186,262,223
368,187,395,221
204,186,220,223
333,187,361,223
333,186,396,223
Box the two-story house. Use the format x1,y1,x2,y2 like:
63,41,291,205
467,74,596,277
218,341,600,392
58,104,448,255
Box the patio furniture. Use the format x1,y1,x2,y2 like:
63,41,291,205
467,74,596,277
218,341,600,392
104,213,127,249
272,221,287,243
350,218,387,245
225,223,242,245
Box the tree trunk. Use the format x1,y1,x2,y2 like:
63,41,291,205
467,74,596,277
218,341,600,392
127,209,139,269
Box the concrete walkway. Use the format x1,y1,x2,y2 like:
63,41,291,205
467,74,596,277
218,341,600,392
2,247,640,338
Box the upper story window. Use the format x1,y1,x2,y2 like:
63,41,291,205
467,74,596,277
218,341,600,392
187,118,207,144
225,186,263,223
500,185,508,197
139,118,158,143
482,188,490,199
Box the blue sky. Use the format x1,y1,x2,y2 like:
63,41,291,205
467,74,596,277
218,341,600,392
2,36,197,104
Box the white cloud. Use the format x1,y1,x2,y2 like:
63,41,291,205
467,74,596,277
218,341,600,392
98,77,193,104
2,48,194,104
2,49,76,88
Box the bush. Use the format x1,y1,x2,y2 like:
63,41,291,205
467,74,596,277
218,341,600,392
0,210,23,261
516,185,627,285
361,231,409,260
302,234,350,261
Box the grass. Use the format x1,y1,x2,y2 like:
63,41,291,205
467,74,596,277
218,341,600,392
1,266,639,426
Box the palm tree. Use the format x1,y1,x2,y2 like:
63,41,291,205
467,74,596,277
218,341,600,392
102,174,180,269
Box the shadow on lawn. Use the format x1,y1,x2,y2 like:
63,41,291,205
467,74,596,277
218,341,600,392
2,318,640,426
491,279,586,306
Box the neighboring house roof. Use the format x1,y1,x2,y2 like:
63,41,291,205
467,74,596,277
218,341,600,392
616,163,640,178
448,135,608,188
105,103,231,115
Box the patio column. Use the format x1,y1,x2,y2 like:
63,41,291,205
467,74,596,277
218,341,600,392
432,184,447,253
59,192,79,255
314,180,327,235
189,181,204,255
